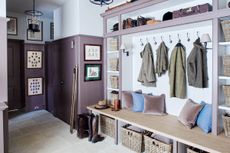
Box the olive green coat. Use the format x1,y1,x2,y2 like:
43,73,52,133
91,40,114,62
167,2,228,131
169,43,186,99
156,42,169,77
138,43,156,87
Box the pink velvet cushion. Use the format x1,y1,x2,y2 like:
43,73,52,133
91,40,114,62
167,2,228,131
122,90,142,109
143,94,167,115
178,99,203,129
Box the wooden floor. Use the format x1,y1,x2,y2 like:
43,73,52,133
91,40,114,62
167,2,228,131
88,105,230,153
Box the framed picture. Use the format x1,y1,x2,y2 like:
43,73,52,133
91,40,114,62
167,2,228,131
27,19,43,41
28,77,43,96
85,64,102,81
7,17,17,35
84,44,102,61
27,51,43,69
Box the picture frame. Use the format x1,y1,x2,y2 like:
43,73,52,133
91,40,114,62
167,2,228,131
27,77,43,96
26,50,43,69
7,16,18,35
84,44,102,61
85,64,102,81
27,19,43,41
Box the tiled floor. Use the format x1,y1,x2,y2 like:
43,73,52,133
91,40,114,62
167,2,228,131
9,110,134,153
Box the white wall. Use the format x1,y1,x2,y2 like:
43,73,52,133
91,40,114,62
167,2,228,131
54,0,125,39
7,12,53,43
0,0,6,17
122,21,213,116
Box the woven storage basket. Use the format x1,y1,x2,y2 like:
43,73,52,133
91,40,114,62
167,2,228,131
100,115,115,138
222,113,230,137
121,125,144,153
223,56,230,76
221,20,230,42
144,135,172,153
223,86,230,106
108,38,119,51
109,58,119,71
110,76,119,89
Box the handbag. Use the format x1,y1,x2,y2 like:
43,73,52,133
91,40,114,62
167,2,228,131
137,16,147,26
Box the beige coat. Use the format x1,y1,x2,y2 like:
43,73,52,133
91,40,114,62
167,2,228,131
187,38,208,88
156,42,169,77
169,43,186,99
138,43,156,87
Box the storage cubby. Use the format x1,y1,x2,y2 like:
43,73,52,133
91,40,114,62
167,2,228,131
219,0,230,9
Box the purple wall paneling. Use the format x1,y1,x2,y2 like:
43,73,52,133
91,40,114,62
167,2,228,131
24,44,46,111
78,35,104,114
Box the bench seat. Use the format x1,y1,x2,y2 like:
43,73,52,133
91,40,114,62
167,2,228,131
87,105,230,153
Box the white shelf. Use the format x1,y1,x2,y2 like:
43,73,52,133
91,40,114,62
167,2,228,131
219,42,230,46
219,105,230,111
107,71,119,74
219,76,230,80
107,88,119,92
107,51,120,54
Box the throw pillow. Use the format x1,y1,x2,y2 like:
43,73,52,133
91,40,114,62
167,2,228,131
132,92,144,112
143,94,167,115
122,90,142,109
178,99,203,129
197,101,212,133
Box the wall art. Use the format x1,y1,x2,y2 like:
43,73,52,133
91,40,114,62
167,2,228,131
85,64,102,81
27,51,42,69
84,44,102,61
7,16,18,35
27,19,43,41
28,78,43,96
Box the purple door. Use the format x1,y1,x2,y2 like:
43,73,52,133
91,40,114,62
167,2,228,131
7,39,24,111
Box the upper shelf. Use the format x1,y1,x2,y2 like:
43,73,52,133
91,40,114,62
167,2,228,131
219,42,230,46
105,11,215,37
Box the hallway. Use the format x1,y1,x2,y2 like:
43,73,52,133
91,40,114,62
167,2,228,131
9,110,134,153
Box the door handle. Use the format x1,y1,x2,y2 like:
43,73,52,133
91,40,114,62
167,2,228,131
60,81,64,85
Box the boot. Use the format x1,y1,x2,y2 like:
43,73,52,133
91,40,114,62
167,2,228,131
88,114,94,141
77,114,89,139
91,115,104,143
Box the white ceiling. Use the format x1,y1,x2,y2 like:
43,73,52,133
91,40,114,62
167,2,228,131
7,0,68,18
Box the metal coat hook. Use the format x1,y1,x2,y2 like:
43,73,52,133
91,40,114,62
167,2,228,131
178,34,181,43
140,38,144,46
153,37,157,45
187,33,191,42
197,31,200,38
169,35,172,43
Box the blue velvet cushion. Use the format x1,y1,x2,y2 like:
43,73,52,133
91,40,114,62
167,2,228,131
132,93,144,112
197,101,212,133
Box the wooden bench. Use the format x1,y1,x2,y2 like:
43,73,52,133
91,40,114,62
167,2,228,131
87,105,230,153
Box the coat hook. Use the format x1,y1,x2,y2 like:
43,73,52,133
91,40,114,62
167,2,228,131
161,36,164,42
140,38,144,46
197,31,200,38
146,37,149,43
178,34,181,43
187,32,190,42
169,35,172,43
153,37,157,45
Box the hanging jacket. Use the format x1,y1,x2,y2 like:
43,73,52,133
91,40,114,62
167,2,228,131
187,38,208,88
156,41,169,77
138,43,156,87
169,43,186,99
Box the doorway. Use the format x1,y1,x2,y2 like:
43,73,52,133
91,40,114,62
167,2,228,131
7,39,25,111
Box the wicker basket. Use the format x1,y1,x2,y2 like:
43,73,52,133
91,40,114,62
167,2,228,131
100,115,115,138
144,135,172,153
223,56,230,76
108,38,119,51
109,58,119,71
221,20,230,42
110,76,119,89
223,86,230,106
223,113,230,137
121,125,144,153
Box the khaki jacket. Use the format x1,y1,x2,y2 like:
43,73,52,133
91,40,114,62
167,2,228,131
187,38,208,88
156,42,169,77
169,43,186,99
138,43,156,87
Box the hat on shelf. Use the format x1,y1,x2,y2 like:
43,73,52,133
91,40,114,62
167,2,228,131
95,100,109,109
